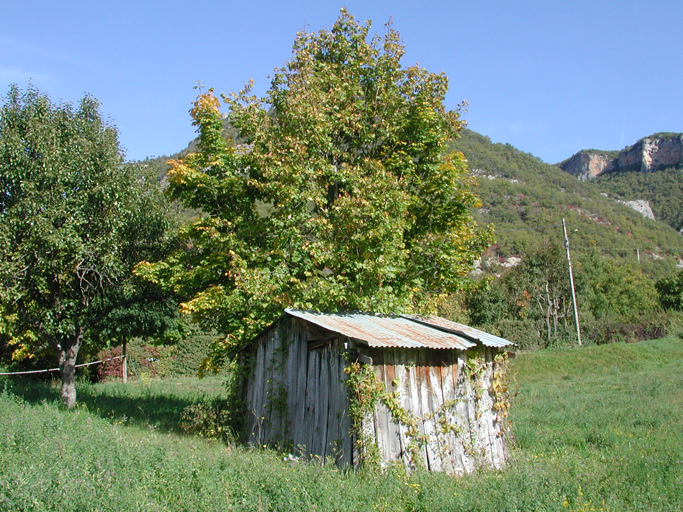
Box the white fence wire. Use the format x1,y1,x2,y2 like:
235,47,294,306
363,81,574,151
0,355,125,376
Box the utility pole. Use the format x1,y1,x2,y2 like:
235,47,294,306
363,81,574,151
122,340,128,384
562,219,582,346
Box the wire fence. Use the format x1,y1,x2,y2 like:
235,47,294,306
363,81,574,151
0,355,125,376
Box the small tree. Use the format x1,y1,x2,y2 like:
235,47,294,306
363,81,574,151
138,10,491,368
0,85,172,407
466,241,573,344
579,251,659,320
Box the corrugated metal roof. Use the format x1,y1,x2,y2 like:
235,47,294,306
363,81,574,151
285,309,477,350
402,314,515,348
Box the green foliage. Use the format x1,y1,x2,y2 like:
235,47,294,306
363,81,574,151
464,243,667,348
0,85,173,406
141,11,490,365
465,241,575,347
343,356,477,471
578,251,659,320
449,126,681,348
649,132,681,139
95,322,220,381
596,167,683,232
96,341,168,381
180,397,235,444
580,312,668,345
160,321,221,377
2,335,682,510
656,269,683,311
343,359,384,468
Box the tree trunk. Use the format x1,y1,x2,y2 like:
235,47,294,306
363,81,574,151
57,329,83,409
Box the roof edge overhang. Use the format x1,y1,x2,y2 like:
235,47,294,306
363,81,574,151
401,314,516,348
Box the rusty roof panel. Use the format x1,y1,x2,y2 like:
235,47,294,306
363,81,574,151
403,315,515,348
285,309,476,350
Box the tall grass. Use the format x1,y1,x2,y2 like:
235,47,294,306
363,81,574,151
1,336,682,511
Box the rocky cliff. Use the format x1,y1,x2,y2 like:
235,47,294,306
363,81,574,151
614,198,656,220
560,133,683,180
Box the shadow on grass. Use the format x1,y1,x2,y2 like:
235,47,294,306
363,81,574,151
2,377,199,435
77,386,198,435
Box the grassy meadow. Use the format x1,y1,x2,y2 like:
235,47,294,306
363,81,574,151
1,335,682,511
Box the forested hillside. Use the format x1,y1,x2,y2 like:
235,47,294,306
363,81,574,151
449,130,683,267
594,167,683,233
443,130,683,349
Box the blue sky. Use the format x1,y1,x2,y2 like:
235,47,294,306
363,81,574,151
2,1,682,164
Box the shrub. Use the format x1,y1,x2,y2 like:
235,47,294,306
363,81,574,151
656,270,683,311
581,312,668,345
96,340,172,382
96,345,125,381
180,398,236,445
480,318,544,351
161,328,217,377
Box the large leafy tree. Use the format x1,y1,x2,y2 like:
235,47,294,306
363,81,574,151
579,251,659,320
138,10,491,367
0,85,172,407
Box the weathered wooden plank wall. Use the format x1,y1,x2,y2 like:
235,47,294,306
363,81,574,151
241,317,352,463
367,346,508,474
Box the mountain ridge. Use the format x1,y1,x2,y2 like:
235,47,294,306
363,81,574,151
555,133,683,233
559,132,683,180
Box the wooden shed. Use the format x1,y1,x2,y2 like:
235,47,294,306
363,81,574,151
238,309,514,474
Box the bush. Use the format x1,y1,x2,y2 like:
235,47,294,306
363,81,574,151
96,345,125,381
97,340,172,382
463,248,673,352
161,328,217,377
180,398,236,444
96,328,218,382
581,312,668,345
656,270,683,311
479,319,543,351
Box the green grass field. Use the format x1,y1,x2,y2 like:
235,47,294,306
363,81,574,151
1,336,682,511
